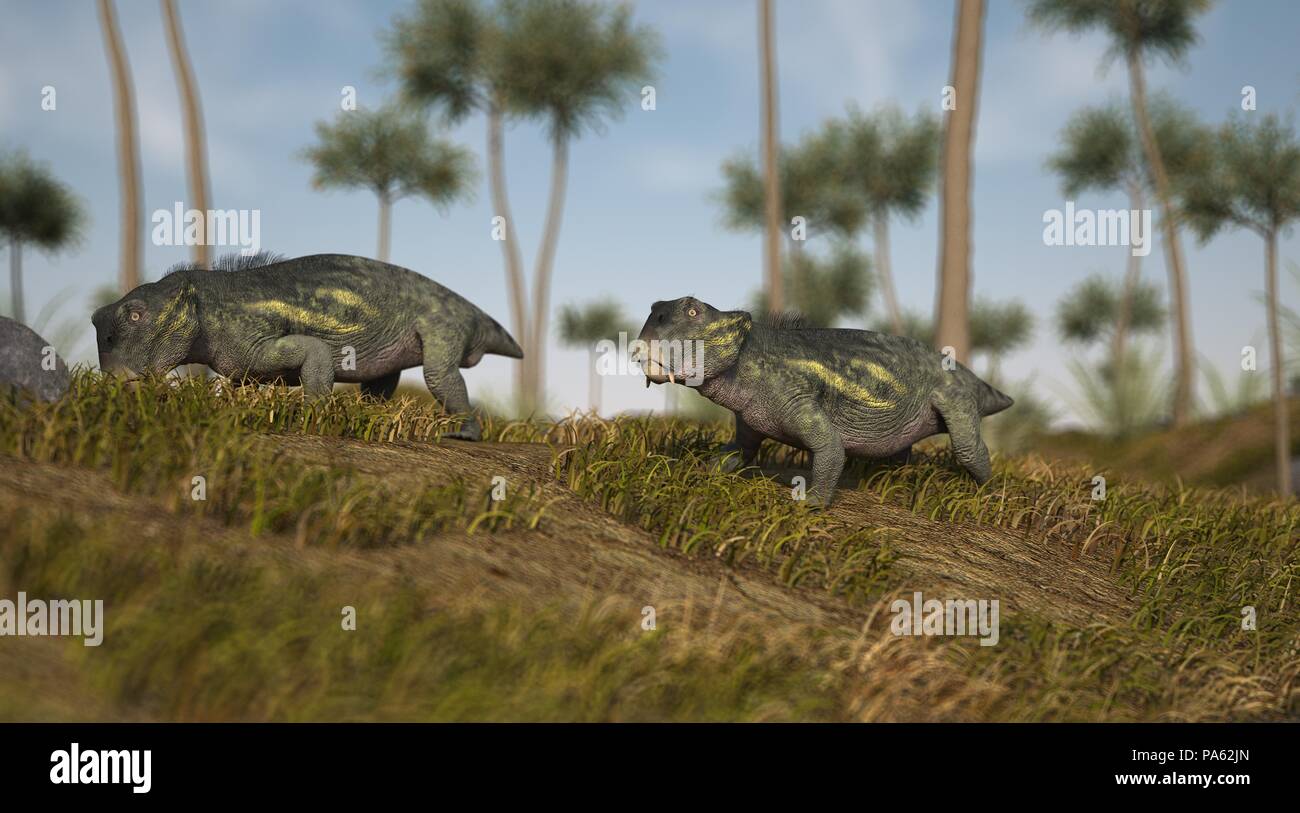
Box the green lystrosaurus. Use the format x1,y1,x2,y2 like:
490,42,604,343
92,253,522,440
633,297,1013,507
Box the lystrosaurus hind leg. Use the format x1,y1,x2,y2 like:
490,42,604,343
417,321,480,441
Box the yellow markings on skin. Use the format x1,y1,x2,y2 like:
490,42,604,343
152,289,192,342
700,314,747,336
316,287,378,317
784,359,896,409
704,328,744,347
852,359,907,395
244,300,362,333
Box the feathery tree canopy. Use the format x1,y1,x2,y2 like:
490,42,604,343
0,151,84,324
0,151,84,252
751,243,873,328
1056,273,1165,345
302,104,477,207
1049,95,1208,199
1026,0,1212,66
1179,113,1300,241
557,298,627,346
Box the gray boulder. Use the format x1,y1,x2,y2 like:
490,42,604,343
0,316,71,402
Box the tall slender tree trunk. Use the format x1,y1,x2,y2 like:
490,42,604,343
1112,180,1145,364
8,240,23,325
874,213,903,334
377,193,392,263
1126,48,1194,427
758,0,783,313
1265,228,1292,495
161,0,211,379
588,347,600,414
528,137,570,415
97,0,143,294
1111,180,1145,433
160,0,210,268
933,0,985,361
487,100,531,414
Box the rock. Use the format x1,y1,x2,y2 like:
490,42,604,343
0,316,71,402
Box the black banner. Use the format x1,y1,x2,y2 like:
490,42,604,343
0,723,1283,800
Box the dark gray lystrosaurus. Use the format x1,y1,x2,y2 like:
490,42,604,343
93,253,522,440
634,296,1013,507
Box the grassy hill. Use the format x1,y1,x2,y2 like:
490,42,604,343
1,374,1297,721
1036,399,1300,494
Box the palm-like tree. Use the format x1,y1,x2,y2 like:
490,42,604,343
1049,97,1206,374
968,297,1034,381
497,0,658,412
1028,0,1212,427
758,0,783,313
387,0,658,414
301,105,476,262
933,0,986,362
0,153,84,325
96,0,143,294
160,0,212,269
845,105,940,334
719,122,862,254
1056,272,1168,436
752,243,874,328
557,298,626,414
1181,114,1300,495
1057,274,1165,347
387,0,530,404
872,297,1034,376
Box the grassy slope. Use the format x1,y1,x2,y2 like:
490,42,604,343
1036,399,1300,493
0,374,1297,721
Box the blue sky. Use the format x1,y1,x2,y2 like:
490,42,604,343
2,0,1298,422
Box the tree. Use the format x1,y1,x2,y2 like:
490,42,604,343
387,0,659,413
751,243,873,328
873,297,1033,375
1028,0,1212,427
758,0,783,313
0,153,84,325
968,297,1034,380
301,105,476,262
1056,272,1168,436
160,0,212,269
845,105,940,334
1181,114,1300,495
387,0,530,403
718,122,861,250
1048,97,1207,376
1057,273,1165,346
557,298,626,413
933,0,986,363
96,0,143,294
719,119,866,326
497,0,659,413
